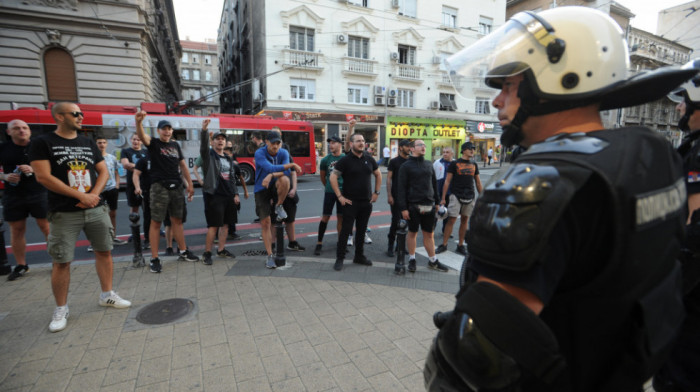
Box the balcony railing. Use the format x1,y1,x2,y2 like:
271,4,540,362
283,49,323,71
394,64,422,82
342,57,377,77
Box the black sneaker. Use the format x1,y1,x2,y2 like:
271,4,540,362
150,258,162,273
217,249,235,258
165,247,175,256
178,249,199,262
287,241,305,252
428,260,449,272
455,245,467,255
408,258,417,273
435,244,448,254
314,244,322,256
203,251,213,266
228,233,241,241
353,255,372,266
7,265,28,281
333,259,343,271
386,245,395,258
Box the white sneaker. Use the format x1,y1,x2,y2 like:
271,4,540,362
98,291,132,308
364,233,372,244
49,306,69,332
347,235,354,247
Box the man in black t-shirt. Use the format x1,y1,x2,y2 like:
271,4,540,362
29,102,131,333
135,111,198,273
385,139,410,257
120,134,148,244
0,119,50,281
133,156,152,248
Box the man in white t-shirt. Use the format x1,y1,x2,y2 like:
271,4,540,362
382,145,391,167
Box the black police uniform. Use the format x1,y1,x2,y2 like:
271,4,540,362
425,128,686,392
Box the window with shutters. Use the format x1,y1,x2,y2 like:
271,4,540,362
44,47,78,102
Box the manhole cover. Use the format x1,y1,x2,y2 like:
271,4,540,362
136,298,194,325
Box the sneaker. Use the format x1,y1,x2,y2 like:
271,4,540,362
333,259,343,271
435,244,448,254
87,246,94,252
455,245,467,255
274,204,287,221
428,260,449,272
203,251,213,266
347,235,354,247
266,255,277,269
99,291,131,308
314,244,322,256
113,238,128,246
287,241,305,252
165,247,175,256
7,265,28,281
178,249,199,262
143,240,150,250
217,249,235,258
408,258,417,273
353,255,372,266
49,306,69,332
150,258,162,273
386,246,395,258
228,233,241,240
364,233,372,244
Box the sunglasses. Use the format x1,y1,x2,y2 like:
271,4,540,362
61,111,84,118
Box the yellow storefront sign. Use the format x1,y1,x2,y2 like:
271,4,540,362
389,124,464,139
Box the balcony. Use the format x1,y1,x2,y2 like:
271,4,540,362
282,49,323,72
341,57,378,78
394,64,422,83
437,72,452,88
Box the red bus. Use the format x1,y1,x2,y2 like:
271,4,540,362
0,103,316,184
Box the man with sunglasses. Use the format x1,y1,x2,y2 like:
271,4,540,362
29,102,131,333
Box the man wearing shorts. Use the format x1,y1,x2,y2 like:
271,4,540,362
397,140,447,273
314,135,344,255
254,131,301,269
120,134,148,245
95,136,126,247
29,102,131,333
437,141,482,255
0,119,50,281
134,111,198,273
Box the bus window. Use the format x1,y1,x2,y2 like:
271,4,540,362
282,131,310,157
225,129,246,158
172,128,187,141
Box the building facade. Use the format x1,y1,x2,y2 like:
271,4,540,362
218,0,505,162
0,0,181,110
658,1,700,57
180,39,220,115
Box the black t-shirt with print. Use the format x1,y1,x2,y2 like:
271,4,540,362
214,152,240,197
147,138,184,184
121,147,148,187
28,132,104,212
0,140,46,196
446,158,479,200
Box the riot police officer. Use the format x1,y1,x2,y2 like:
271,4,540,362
423,6,699,392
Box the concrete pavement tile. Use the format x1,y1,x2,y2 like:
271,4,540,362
331,301,359,318
198,310,224,328
346,293,374,309
359,330,395,355
297,362,337,392
378,348,420,379
146,324,174,339
330,281,361,297
248,315,276,337
112,329,147,358
236,375,272,392
313,341,350,368
98,311,130,329
276,322,306,345
30,368,71,392
173,320,200,346
394,336,429,362
171,342,202,370
298,288,324,304
329,362,371,392
203,365,237,392
375,319,410,341
99,379,136,392
286,340,320,367
271,376,305,392
200,324,227,347
20,334,63,362
301,322,334,347
102,354,141,386
349,347,389,378
261,353,298,383
231,355,266,382
64,368,107,392
2,358,49,390
169,364,203,391
201,343,233,371
381,305,417,325
44,344,86,372
308,299,335,317
401,319,435,342
399,369,427,392
75,347,114,374
358,305,390,325
318,313,351,333
223,315,250,336
197,296,222,313
332,329,368,354
227,332,257,356
367,371,407,392
87,327,121,350
175,285,197,299
292,308,321,327
282,295,310,312
344,313,375,334
254,333,285,358
0,352,21,382
142,336,173,360
136,355,171,387
221,301,245,320
135,380,169,392
58,320,98,349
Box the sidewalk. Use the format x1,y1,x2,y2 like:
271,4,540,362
0,254,457,391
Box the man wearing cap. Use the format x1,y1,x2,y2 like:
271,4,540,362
254,130,301,268
433,146,454,236
135,112,198,273
385,139,411,257
436,141,482,255
314,135,345,255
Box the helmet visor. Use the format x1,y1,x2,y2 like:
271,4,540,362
667,88,684,104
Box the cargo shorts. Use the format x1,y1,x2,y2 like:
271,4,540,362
47,204,113,263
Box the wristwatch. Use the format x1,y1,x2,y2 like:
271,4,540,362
374,190,380,195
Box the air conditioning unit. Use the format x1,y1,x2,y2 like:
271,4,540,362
337,34,347,44
432,56,441,64
374,96,385,106
390,52,399,60
430,101,439,110
374,86,384,95
387,97,397,106
391,0,400,8
388,89,397,97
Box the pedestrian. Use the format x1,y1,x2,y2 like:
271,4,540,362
396,140,447,273
0,119,50,281
436,141,482,256
29,102,131,333
94,135,127,248
342,119,372,246
198,119,239,265
487,146,493,165
424,7,695,391
654,58,700,392
134,111,199,273
132,155,152,250
224,142,247,240
382,144,391,167
315,135,345,255
385,139,411,257
120,134,149,246
432,146,454,236
253,131,301,269
330,133,381,271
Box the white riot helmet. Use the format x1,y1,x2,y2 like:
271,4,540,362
669,59,700,131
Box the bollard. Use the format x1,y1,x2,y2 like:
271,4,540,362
0,219,10,275
274,220,286,267
129,213,145,267
394,219,408,275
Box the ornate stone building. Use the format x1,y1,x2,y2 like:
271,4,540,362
179,39,220,115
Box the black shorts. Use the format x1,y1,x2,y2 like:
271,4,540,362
407,205,436,233
203,193,237,228
2,192,48,222
103,188,119,211
322,192,343,216
126,183,142,207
